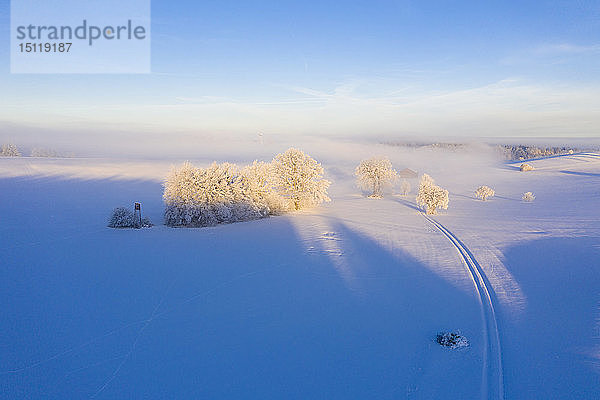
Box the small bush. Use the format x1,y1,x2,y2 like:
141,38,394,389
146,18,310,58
520,163,534,172
108,207,135,228
475,185,495,201
522,192,535,202
139,216,153,228
108,207,152,228
436,331,469,349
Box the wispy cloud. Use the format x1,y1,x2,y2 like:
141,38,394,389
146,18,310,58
502,42,600,65
2,78,599,140
533,43,600,56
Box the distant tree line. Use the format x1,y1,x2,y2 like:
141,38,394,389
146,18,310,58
496,145,575,160
0,143,73,158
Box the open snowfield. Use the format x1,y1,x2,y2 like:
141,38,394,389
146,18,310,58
1,141,599,399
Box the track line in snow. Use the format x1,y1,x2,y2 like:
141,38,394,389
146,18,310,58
89,270,180,399
421,214,504,400
0,320,146,375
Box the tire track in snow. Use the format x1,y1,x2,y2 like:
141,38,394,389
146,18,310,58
422,214,504,400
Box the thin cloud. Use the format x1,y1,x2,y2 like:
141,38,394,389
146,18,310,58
502,42,600,65
1,79,599,139
533,43,600,55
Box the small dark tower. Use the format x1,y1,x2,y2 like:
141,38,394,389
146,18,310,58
134,202,142,228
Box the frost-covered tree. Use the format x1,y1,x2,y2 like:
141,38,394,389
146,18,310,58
271,148,331,210
355,157,398,198
417,185,449,215
400,179,411,196
416,174,449,215
0,143,21,157
520,163,534,172
475,185,495,201
522,192,535,202
240,161,289,215
419,173,435,188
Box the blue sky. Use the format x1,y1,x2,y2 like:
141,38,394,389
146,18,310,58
0,0,599,147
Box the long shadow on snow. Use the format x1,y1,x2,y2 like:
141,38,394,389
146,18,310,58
291,217,485,399
393,197,422,212
559,170,600,178
499,236,600,400
123,217,485,400
1,175,483,400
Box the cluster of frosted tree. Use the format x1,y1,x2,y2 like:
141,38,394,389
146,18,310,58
475,185,495,201
163,148,330,227
0,144,21,157
416,174,449,215
355,157,398,198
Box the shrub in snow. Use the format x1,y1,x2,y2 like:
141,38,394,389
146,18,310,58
108,207,136,228
522,192,535,202
0,143,21,157
139,216,153,228
520,163,534,172
475,185,495,201
416,174,449,215
355,157,398,198
400,179,411,196
108,207,152,228
271,148,331,210
436,331,469,349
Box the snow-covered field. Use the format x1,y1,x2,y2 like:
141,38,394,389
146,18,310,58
1,142,599,399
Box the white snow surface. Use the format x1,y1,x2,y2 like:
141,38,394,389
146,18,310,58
1,144,599,399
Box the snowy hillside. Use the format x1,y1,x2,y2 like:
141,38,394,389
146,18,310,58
1,146,599,399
